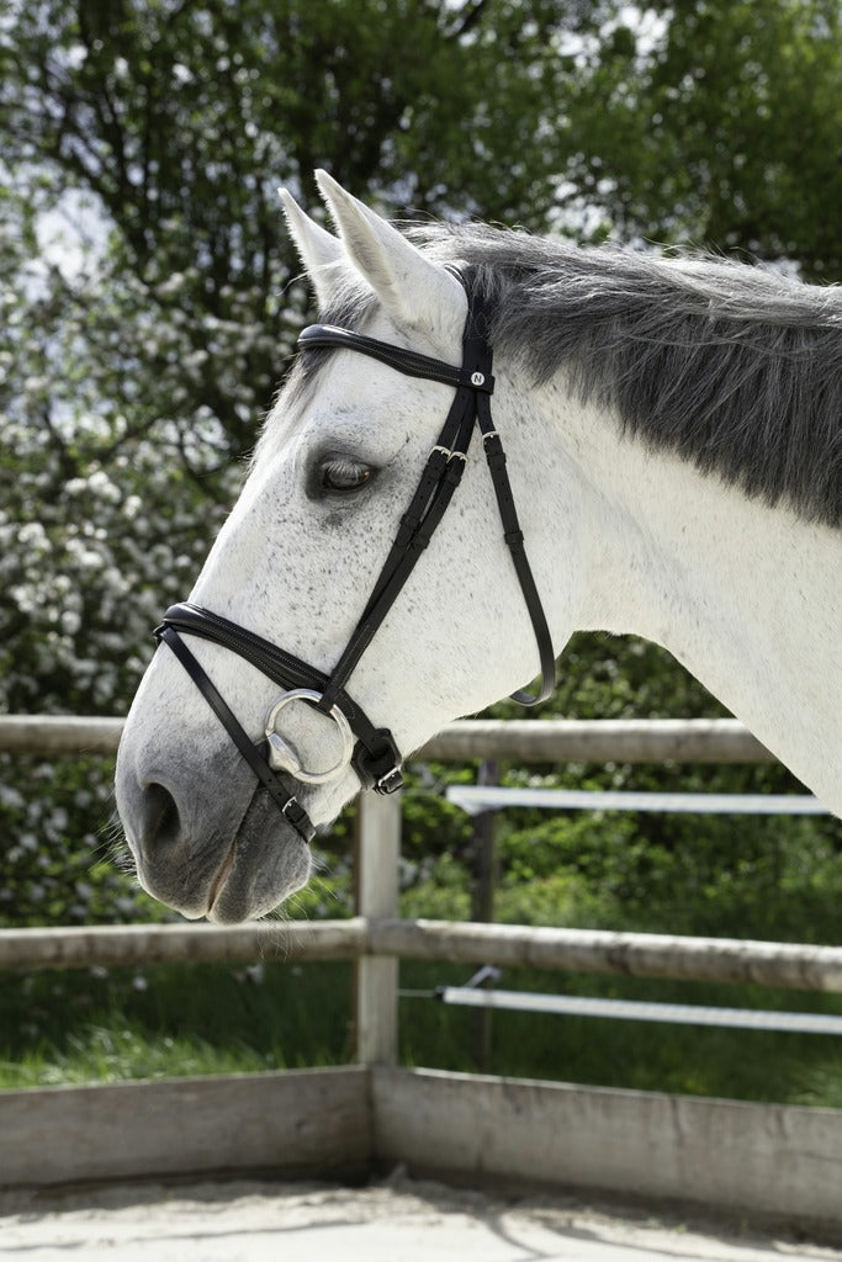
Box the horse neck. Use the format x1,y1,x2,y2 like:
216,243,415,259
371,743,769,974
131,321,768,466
536,382,842,812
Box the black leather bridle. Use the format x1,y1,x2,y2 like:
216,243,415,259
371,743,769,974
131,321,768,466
155,271,555,844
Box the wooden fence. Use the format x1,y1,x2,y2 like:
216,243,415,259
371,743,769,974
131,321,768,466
1,715,841,1237
0,712,776,760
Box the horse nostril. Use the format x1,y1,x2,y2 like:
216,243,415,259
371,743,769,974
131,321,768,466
141,782,182,850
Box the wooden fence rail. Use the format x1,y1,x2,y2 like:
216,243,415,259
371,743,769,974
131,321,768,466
0,713,777,762
371,919,842,991
3,917,842,993
0,715,124,755
0,919,366,971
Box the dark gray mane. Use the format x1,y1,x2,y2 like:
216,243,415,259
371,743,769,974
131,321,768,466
407,224,842,528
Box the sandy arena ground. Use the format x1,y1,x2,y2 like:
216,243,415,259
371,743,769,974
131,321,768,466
1,1175,841,1262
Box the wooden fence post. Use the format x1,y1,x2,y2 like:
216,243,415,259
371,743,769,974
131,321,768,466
353,789,401,1065
470,759,500,926
470,759,499,1072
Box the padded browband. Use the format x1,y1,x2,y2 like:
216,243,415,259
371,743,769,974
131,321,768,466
298,324,495,393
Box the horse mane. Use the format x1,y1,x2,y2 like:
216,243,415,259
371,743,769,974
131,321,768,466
406,223,842,529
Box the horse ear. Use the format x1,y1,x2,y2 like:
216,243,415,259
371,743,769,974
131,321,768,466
278,187,347,311
314,169,464,332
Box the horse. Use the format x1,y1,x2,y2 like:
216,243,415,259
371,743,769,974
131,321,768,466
115,170,842,924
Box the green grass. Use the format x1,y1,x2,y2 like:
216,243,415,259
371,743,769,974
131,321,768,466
2,835,842,1104
0,960,354,1089
2,943,842,1108
397,960,842,1106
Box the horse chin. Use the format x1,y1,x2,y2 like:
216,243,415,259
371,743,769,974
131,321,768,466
203,786,314,925
130,781,314,925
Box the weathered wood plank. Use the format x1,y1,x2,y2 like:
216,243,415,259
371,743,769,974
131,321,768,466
372,1067,842,1231
369,918,842,991
0,920,365,972
0,714,776,763
0,1068,370,1187
0,715,125,755
4,1063,841,1233
419,718,776,764
5,918,842,992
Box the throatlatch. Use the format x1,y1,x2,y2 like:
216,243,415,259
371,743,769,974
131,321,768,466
156,270,555,844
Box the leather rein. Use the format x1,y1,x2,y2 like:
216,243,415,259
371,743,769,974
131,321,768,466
155,271,555,844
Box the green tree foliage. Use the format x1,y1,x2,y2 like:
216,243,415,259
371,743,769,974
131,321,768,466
1,0,841,926
559,0,842,276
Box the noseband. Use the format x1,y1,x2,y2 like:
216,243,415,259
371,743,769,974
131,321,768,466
155,271,555,844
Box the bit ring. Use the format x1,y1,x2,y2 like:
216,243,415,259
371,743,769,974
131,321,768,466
265,689,354,785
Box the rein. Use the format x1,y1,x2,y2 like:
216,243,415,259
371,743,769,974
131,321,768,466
155,272,555,844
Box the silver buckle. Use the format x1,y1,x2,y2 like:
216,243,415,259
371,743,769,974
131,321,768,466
376,766,404,795
265,688,354,785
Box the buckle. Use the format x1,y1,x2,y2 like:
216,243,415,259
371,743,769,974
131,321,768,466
375,766,404,795
352,727,403,793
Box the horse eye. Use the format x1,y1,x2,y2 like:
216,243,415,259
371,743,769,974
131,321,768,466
320,457,373,493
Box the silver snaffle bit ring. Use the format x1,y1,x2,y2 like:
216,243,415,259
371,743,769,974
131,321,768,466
264,688,354,786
